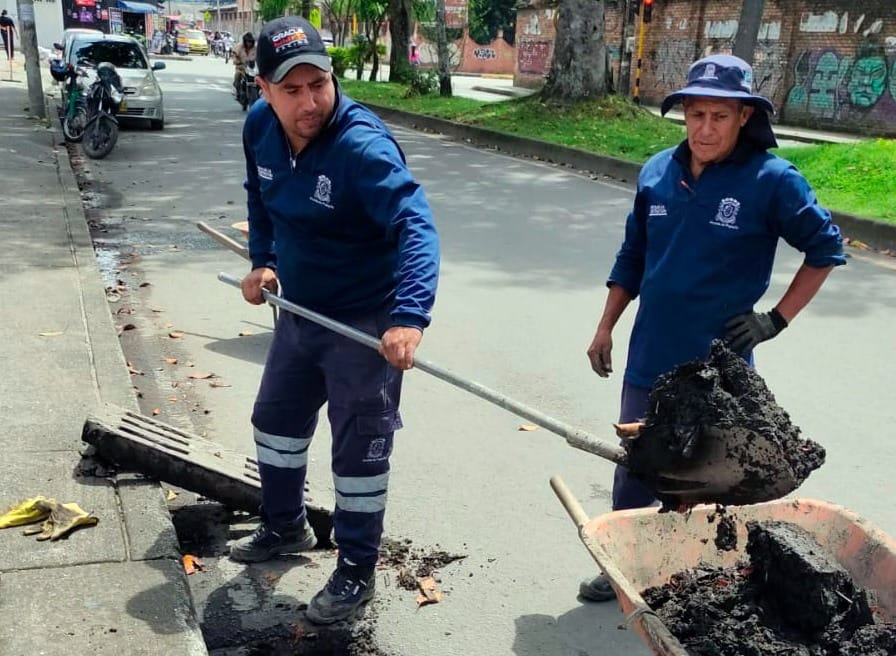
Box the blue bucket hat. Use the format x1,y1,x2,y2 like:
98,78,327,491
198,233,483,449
661,54,778,150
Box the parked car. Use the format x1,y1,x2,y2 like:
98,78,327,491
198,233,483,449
67,34,166,130
184,29,209,55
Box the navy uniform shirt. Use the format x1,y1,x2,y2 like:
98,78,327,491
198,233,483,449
608,140,846,388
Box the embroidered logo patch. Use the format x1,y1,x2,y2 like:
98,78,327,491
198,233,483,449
271,27,309,53
698,63,718,80
649,204,668,217
311,174,333,209
711,197,741,229
365,438,386,461
257,165,273,180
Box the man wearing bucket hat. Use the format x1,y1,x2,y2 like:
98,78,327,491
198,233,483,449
580,54,845,602
228,15,440,625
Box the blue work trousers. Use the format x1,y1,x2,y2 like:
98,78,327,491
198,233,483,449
612,383,659,511
251,307,403,570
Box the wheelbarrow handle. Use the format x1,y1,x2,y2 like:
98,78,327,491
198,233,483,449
217,272,628,466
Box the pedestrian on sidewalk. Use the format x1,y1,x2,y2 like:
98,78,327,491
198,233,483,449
229,15,440,626
580,54,845,603
0,10,17,61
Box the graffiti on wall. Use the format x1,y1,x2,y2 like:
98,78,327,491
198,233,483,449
785,48,896,125
799,12,884,37
753,40,786,99
473,47,497,60
518,40,551,74
650,38,693,90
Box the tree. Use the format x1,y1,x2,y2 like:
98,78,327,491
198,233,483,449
321,0,358,46
468,0,516,46
388,0,413,82
356,0,388,80
259,0,289,22
541,0,607,103
434,0,451,95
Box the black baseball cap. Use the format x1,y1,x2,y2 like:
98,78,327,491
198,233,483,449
256,16,331,83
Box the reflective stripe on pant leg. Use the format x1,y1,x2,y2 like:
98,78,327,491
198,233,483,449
320,306,403,570
612,382,659,511
251,312,327,529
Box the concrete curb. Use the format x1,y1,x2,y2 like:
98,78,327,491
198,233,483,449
48,123,208,650
365,102,896,252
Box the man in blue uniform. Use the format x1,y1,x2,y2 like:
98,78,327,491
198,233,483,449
580,54,845,602
228,16,440,625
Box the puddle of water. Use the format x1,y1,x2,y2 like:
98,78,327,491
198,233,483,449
93,245,122,288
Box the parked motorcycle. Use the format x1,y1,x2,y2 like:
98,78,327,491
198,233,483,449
82,62,125,160
237,59,259,111
51,60,88,143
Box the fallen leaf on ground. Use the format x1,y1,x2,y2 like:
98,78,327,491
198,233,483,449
416,576,442,607
188,372,216,380
38,331,64,337
238,330,254,336
168,395,178,402
165,489,178,501
210,380,231,388
128,366,144,376
168,331,184,339
164,322,174,328
164,357,178,365
121,323,137,331
139,282,152,288
518,424,538,431
152,408,161,416
849,240,870,250
182,554,205,575
150,307,165,313
171,381,179,388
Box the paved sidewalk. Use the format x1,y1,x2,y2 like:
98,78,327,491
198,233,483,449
0,79,207,655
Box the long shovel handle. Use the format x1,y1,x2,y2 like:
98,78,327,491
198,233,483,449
218,272,627,466
197,221,250,260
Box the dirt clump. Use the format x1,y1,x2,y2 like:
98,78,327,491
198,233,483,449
707,505,738,552
378,538,467,591
642,520,896,656
624,340,826,509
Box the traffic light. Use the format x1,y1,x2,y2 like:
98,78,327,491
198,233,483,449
643,0,654,23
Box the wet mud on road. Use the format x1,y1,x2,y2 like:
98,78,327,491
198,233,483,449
643,520,896,656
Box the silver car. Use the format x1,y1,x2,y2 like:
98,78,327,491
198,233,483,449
67,34,166,130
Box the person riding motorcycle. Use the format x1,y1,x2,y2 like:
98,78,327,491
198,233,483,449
232,32,256,93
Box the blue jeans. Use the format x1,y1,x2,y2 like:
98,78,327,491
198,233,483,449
251,306,403,570
611,383,658,511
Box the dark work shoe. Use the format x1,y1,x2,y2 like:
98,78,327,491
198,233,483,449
229,521,317,563
579,574,617,602
306,565,376,625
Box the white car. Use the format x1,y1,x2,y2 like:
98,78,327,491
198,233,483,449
67,34,166,130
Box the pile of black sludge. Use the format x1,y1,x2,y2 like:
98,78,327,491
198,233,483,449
642,521,896,656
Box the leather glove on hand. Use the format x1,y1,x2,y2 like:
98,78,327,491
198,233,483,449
724,308,788,354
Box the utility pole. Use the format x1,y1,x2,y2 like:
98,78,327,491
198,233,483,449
618,0,633,96
16,0,45,119
733,0,765,65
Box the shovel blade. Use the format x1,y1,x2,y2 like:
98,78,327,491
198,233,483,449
644,425,801,507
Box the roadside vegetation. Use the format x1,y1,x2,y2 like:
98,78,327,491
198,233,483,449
340,79,895,224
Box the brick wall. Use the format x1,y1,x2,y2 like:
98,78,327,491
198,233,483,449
413,27,517,75
516,0,896,134
514,4,558,88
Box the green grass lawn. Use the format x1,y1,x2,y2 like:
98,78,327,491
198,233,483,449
340,79,895,223
775,140,896,224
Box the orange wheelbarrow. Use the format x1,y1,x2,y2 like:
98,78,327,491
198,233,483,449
550,476,896,656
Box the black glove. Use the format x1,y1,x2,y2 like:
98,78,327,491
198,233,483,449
724,309,788,354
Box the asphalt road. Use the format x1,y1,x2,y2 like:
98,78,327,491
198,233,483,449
73,55,896,655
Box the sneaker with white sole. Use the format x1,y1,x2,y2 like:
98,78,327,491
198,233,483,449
306,565,376,625
229,521,317,563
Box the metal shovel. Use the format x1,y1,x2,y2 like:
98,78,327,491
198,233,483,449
216,272,800,507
